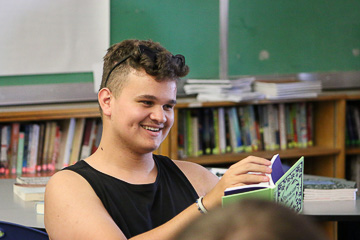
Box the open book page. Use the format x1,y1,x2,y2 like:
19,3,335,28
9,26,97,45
225,154,284,195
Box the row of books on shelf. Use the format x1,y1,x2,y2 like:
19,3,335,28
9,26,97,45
0,118,102,176
177,102,314,159
346,102,360,147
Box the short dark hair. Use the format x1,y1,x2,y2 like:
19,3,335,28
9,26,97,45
100,39,189,95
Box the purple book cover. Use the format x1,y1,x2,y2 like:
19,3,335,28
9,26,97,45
270,154,285,185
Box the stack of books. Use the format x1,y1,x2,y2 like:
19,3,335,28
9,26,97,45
183,77,264,102
254,79,322,99
13,176,51,201
303,175,358,201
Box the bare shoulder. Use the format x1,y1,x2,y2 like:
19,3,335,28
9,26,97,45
173,160,219,196
45,170,125,240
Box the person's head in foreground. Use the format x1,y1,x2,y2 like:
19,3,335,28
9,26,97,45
175,199,328,240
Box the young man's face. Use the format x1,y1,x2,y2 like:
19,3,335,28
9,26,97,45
110,69,177,154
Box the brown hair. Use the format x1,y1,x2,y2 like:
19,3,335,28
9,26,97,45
100,39,189,96
175,199,327,240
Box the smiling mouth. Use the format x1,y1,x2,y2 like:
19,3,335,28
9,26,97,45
142,125,162,132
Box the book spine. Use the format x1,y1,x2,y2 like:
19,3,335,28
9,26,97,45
21,124,31,173
203,108,212,155
36,123,45,172
278,103,287,150
212,108,220,155
70,118,86,165
63,118,76,168
256,105,265,151
191,110,200,157
299,102,308,148
80,119,94,159
50,125,61,171
262,105,270,151
238,107,251,152
0,125,10,175
185,110,193,157
247,105,259,152
290,104,298,148
306,102,314,147
10,123,20,175
177,110,186,159
16,132,25,175
224,108,232,153
228,107,243,153
353,105,360,146
27,124,40,173
285,104,293,149
218,107,227,154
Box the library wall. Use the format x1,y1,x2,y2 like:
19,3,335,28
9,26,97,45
2,1,360,87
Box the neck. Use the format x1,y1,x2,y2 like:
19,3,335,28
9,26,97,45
85,140,157,184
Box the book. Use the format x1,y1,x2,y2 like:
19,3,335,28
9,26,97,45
9,123,20,175
80,119,96,159
0,125,10,175
27,124,40,173
303,174,358,201
254,79,322,99
278,103,287,150
16,132,25,175
13,176,50,201
57,118,76,169
226,107,243,153
222,154,304,213
13,183,46,201
69,118,86,165
36,123,46,172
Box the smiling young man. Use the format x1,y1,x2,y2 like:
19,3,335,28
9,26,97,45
45,39,272,240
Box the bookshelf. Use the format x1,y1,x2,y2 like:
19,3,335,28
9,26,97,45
171,93,351,178
0,91,359,179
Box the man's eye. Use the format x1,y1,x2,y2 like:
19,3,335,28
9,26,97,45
142,101,153,106
164,104,174,110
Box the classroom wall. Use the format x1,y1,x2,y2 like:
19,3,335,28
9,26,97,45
0,0,359,87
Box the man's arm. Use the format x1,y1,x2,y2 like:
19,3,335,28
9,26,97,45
175,156,272,210
45,170,127,240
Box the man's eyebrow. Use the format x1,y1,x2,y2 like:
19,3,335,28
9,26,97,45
136,94,177,104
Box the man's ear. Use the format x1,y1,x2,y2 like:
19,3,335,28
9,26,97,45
98,88,112,116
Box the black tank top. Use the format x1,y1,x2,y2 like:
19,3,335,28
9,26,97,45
64,155,198,238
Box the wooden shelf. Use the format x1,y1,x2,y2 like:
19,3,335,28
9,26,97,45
0,102,100,122
346,147,360,155
182,147,341,165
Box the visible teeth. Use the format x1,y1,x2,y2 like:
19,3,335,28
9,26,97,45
142,126,160,132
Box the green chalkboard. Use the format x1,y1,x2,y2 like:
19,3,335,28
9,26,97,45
110,0,219,79
228,0,360,76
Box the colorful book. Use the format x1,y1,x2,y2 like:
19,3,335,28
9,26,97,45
57,118,76,169
16,132,25,175
222,154,304,213
0,125,10,175
227,107,243,153
217,107,227,154
69,118,86,165
278,103,287,150
27,124,40,173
